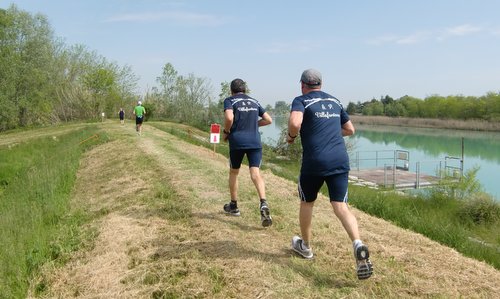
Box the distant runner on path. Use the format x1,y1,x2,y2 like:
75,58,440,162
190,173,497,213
222,78,273,227
133,101,146,135
119,108,125,125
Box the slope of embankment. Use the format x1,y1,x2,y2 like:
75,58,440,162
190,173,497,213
17,121,499,298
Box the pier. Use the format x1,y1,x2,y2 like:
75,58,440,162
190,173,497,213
349,150,463,190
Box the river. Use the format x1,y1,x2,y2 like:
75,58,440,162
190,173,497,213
259,117,500,200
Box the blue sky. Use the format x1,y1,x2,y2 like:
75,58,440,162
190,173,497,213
3,0,500,106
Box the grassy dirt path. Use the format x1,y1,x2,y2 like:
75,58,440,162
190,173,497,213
29,122,500,298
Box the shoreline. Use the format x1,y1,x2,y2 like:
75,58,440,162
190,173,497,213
349,115,500,132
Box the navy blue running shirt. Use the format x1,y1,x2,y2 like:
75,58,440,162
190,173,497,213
224,94,266,150
291,90,350,176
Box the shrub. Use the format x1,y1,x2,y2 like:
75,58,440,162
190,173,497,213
272,128,303,160
458,193,500,225
433,167,482,200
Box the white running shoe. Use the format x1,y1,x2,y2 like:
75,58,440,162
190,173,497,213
291,236,313,259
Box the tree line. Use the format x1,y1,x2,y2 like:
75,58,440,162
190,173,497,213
0,5,140,132
267,93,500,123
142,63,222,129
347,94,500,121
1,5,226,133
2,5,499,133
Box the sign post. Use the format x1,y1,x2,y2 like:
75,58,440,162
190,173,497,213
210,123,221,152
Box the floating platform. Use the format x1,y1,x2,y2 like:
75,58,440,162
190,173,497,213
349,167,441,190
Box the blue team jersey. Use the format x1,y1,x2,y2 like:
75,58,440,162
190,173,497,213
224,94,265,150
291,91,350,176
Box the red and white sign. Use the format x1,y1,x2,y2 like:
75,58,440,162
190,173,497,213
210,123,220,144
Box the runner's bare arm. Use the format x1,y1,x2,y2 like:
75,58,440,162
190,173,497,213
341,120,355,136
287,111,303,143
258,112,272,127
223,109,234,141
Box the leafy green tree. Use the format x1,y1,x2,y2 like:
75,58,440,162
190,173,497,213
0,5,138,130
218,81,230,103
381,95,394,106
385,101,407,117
142,101,154,121
155,63,178,117
399,96,422,118
157,63,178,96
83,68,115,115
346,102,357,114
362,100,384,116
274,100,290,116
420,95,440,118
482,92,500,121
0,5,56,128
265,104,273,113
169,73,213,128
381,95,394,115
0,8,17,130
67,52,137,121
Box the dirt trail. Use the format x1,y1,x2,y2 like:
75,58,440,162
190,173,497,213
29,122,500,298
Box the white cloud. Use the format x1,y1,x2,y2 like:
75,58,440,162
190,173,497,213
368,24,485,46
366,34,399,45
105,11,225,26
396,31,431,44
367,32,431,45
259,40,320,54
444,24,482,36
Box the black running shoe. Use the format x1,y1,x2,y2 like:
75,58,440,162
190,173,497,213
223,202,240,216
260,201,272,227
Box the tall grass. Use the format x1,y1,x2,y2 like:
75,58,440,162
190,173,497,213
348,186,500,269
0,126,106,298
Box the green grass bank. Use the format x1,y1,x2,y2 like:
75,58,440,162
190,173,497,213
0,126,106,298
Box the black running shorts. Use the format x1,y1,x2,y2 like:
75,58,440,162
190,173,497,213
298,172,349,203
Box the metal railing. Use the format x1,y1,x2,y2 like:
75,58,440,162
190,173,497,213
351,150,409,171
351,150,463,190
445,156,463,179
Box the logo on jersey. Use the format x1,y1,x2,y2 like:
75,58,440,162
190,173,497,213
238,107,258,112
315,111,340,119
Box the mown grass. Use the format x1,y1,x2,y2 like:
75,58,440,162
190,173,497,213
0,126,107,299
149,121,500,270
2,120,496,297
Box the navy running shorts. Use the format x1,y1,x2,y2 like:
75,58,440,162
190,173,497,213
298,172,349,203
136,116,143,125
229,148,262,169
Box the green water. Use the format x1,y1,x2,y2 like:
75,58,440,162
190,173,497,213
260,120,500,200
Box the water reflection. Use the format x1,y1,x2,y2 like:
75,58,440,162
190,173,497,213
260,116,288,146
352,125,500,163
259,120,500,199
